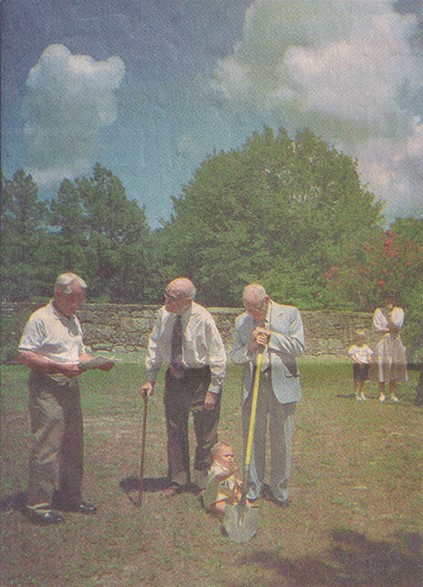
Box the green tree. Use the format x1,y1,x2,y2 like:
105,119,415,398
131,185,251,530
73,164,152,301
157,127,384,307
322,219,423,360
1,165,153,303
0,170,49,300
48,178,91,279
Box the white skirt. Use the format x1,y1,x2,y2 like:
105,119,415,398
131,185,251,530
373,334,408,383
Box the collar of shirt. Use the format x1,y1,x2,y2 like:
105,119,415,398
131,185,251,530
49,300,82,340
165,303,193,329
50,300,78,326
179,304,193,328
265,301,271,326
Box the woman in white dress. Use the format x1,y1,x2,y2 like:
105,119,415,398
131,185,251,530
373,292,408,403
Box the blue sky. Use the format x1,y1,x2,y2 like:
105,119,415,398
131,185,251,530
2,0,422,227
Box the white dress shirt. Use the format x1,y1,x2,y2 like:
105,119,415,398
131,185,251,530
145,301,227,393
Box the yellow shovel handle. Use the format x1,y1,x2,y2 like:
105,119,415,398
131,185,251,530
245,350,263,466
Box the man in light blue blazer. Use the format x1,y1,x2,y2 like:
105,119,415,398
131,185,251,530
231,283,305,506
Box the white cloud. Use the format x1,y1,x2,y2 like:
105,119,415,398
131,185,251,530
356,118,423,218
209,0,423,219
23,44,125,187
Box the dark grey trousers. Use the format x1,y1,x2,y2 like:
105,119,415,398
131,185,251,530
27,372,84,507
164,366,220,490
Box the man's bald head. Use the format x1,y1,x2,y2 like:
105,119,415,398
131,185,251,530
242,283,269,321
165,278,196,314
167,278,196,299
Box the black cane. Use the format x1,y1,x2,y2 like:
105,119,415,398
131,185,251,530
138,394,148,506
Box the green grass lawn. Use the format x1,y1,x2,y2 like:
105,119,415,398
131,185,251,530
1,358,422,587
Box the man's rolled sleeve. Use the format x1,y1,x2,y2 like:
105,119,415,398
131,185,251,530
206,321,227,393
144,320,163,383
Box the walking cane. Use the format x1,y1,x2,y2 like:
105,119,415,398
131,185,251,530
138,394,148,506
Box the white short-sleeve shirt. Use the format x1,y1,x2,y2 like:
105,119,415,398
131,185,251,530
19,300,85,365
373,307,404,333
348,344,373,364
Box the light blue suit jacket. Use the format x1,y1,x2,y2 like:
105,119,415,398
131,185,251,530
231,301,305,404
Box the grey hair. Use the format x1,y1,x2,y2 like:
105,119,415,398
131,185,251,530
243,283,267,302
186,281,196,299
54,273,87,294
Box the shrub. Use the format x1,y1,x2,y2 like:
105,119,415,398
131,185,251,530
0,310,31,364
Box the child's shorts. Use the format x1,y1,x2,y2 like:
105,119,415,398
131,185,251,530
353,363,369,382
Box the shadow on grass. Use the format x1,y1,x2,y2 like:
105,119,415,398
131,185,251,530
234,528,422,587
0,491,27,513
335,393,356,400
119,475,168,494
119,476,204,505
334,393,422,408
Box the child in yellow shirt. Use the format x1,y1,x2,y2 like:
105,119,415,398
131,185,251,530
203,442,242,515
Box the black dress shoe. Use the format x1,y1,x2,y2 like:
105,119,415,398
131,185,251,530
270,495,290,508
26,507,65,525
67,500,97,514
55,500,97,514
162,485,184,498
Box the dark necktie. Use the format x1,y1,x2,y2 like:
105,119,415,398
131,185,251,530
170,315,184,377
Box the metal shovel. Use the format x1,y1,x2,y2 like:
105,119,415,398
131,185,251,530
223,350,264,542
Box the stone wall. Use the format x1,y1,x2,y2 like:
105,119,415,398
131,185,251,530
2,302,375,358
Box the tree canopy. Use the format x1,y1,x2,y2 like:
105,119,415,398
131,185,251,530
156,127,384,307
1,170,49,300
2,128,421,358
1,165,152,302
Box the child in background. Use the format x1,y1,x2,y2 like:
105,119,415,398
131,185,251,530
203,442,242,516
348,330,373,401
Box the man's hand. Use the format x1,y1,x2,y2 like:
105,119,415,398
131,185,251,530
215,468,233,482
203,391,218,411
247,327,271,353
254,327,271,346
18,351,81,377
97,360,115,371
141,381,154,397
59,363,82,378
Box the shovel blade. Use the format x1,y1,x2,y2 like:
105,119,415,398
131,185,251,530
223,502,260,543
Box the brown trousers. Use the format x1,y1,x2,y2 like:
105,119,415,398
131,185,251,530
164,366,220,490
27,372,84,507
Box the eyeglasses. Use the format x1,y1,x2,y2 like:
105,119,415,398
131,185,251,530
165,292,189,301
244,300,267,312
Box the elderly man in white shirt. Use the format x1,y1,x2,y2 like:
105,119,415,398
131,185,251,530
142,278,227,497
18,272,114,524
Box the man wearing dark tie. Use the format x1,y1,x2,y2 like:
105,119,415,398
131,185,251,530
231,283,305,507
141,278,227,497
